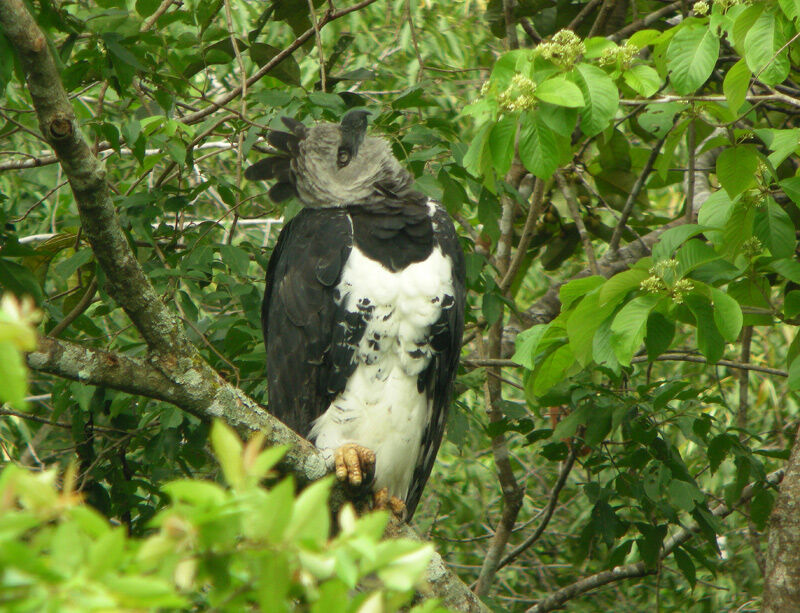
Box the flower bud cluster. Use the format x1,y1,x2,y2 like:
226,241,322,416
742,236,763,258
497,74,538,112
537,29,585,69
692,1,709,16
599,43,640,70
640,259,693,304
715,0,750,12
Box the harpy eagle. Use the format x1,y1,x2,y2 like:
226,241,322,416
245,109,465,519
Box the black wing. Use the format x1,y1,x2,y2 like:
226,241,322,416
404,205,466,519
262,208,361,435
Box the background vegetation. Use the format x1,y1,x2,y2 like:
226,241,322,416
1,0,800,611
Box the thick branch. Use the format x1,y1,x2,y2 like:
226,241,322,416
27,335,488,612
0,0,192,358
764,424,800,611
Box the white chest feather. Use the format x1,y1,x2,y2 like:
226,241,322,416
310,245,454,500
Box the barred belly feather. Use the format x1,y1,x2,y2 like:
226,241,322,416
310,245,455,500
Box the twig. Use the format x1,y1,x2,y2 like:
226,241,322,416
180,0,381,126
499,178,544,293
498,443,579,569
140,0,176,32
519,18,542,44
49,277,98,338
587,0,614,37
608,131,669,254
474,326,525,597
307,0,327,91
684,120,696,222
501,0,519,50
632,353,788,377
406,0,425,81
568,0,604,31
556,171,598,275
223,0,248,245
608,1,682,42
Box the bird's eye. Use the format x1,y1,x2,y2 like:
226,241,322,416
337,147,351,168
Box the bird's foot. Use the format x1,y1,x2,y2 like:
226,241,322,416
373,487,407,522
334,443,376,487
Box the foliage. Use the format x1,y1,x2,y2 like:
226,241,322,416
1,0,800,611
0,294,41,407
0,421,439,612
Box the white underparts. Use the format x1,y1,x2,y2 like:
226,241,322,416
309,242,455,501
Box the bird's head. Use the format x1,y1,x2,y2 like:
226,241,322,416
245,109,414,207
337,108,371,168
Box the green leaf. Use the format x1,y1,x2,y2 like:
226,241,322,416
567,291,615,366
0,341,28,407
210,420,244,489
779,0,800,21
751,487,775,530
611,294,662,366
710,288,743,342
250,43,302,86
754,199,796,259
570,63,619,137
790,355,800,390
512,324,547,369
533,344,574,396
622,64,661,97
744,8,791,86
720,203,755,257
772,259,800,284
674,548,697,588
518,111,558,179
165,138,186,165
722,59,751,113
675,239,721,278
780,176,800,205
668,479,702,512
666,25,720,94
534,76,584,107
599,268,650,307
284,477,333,545
489,116,516,177
652,224,708,261
559,276,605,309
760,128,800,167
785,290,800,319
104,37,147,71
103,575,187,607
645,312,675,360
685,293,725,363
376,543,434,592
161,479,227,506
219,244,251,276
463,121,492,178
716,146,760,198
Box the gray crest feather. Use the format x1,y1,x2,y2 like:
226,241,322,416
245,112,420,207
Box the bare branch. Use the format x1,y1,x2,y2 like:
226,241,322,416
608,132,669,254
556,171,598,275
498,443,579,570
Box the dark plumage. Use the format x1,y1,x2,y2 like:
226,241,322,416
248,111,465,520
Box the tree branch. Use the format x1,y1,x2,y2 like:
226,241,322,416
0,0,194,358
